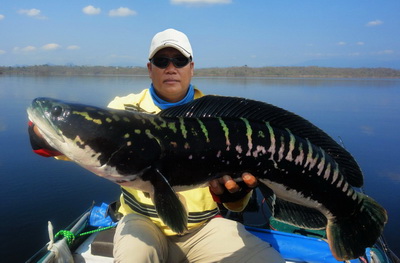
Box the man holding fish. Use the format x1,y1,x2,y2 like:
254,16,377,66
29,28,284,262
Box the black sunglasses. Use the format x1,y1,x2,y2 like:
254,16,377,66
150,56,191,69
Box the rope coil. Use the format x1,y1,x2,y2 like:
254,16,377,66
54,226,115,245
55,230,76,245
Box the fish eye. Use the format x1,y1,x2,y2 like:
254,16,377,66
51,106,63,117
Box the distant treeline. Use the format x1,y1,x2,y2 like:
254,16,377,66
1,65,400,78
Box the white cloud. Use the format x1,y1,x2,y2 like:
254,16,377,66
0,50,6,55
83,5,101,15
18,9,40,16
380,171,400,183
42,43,61,50
108,7,137,17
171,0,231,4
360,125,374,136
18,9,47,19
366,20,383,27
356,41,365,46
377,50,394,55
337,41,346,46
0,14,5,20
67,45,80,50
14,46,37,52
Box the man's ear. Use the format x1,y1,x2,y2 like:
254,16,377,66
147,62,152,79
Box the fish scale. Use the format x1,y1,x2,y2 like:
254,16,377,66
27,96,387,261
141,115,358,216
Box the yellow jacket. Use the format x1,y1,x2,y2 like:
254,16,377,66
108,87,252,235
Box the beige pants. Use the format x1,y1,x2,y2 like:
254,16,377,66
113,213,284,263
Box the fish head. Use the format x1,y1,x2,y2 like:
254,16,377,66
28,97,74,150
27,97,160,184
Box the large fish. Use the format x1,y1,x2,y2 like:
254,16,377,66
27,96,387,260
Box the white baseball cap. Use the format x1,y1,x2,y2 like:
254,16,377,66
148,28,193,59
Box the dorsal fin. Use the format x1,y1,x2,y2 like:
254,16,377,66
159,95,363,187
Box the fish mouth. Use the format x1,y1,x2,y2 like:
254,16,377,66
27,98,65,144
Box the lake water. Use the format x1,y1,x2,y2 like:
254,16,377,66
0,75,399,262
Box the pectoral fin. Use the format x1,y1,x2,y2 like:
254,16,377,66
145,168,188,234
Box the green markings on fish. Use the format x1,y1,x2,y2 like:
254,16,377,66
72,110,103,124
27,95,387,261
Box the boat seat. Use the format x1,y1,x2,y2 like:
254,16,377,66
91,228,115,258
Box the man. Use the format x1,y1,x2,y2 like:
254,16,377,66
29,28,284,262
108,29,284,263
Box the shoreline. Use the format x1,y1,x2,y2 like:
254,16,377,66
1,65,400,79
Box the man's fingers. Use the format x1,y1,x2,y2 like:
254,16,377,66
209,173,258,195
209,179,224,195
242,172,258,188
222,175,240,193
33,124,44,139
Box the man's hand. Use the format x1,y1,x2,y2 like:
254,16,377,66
28,122,62,157
32,123,44,139
209,172,258,195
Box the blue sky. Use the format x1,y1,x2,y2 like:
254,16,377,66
1,0,399,68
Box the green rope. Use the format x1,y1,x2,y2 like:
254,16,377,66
78,225,115,237
55,230,75,245
55,226,115,245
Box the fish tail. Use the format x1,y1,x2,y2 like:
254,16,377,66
326,193,387,261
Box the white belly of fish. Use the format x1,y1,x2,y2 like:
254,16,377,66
259,179,335,221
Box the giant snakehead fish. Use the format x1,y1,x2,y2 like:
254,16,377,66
27,95,387,261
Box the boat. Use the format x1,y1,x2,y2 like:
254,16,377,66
26,197,399,263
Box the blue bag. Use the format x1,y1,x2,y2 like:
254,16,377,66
89,203,117,227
